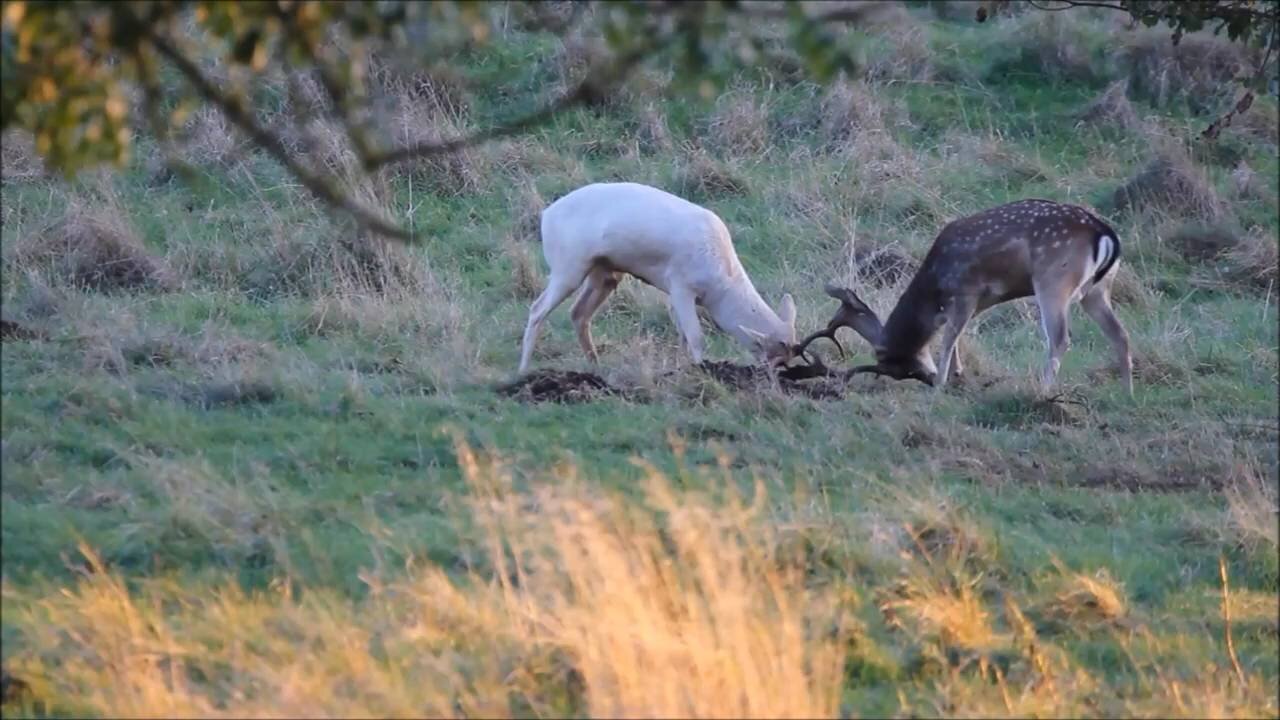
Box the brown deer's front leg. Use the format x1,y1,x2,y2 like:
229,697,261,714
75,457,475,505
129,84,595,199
935,298,977,390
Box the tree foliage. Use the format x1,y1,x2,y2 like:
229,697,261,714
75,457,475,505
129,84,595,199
2,0,1276,240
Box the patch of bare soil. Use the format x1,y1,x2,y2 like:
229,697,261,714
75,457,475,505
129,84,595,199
1075,465,1217,493
698,361,847,400
498,369,629,404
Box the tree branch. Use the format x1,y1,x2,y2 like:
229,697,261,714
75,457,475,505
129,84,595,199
361,40,663,170
1026,0,1128,13
146,32,413,241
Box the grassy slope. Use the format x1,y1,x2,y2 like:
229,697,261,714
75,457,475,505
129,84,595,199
2,6,1278,718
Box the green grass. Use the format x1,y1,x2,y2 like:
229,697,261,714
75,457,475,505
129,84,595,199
2,6,1278,718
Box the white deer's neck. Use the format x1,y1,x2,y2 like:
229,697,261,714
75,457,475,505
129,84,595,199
704,275,782,347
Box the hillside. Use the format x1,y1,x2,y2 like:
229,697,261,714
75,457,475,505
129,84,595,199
1,4,1278,717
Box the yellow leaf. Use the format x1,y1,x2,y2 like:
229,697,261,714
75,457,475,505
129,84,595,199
251,42,268,72
3,1,26,29
105,95,126,121
36,76,55,102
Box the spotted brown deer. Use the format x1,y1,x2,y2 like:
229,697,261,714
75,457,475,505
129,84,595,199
795,199,1134,394
519,182,797,374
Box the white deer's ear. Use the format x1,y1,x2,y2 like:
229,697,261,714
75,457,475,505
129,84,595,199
740,325,768,346
778,293,796,329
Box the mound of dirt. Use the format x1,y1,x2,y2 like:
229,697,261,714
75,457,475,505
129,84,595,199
1075,465,1212,493
498,369,624,404
698,361,846,400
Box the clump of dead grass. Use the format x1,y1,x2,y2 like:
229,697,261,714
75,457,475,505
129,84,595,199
1119,30,1254,113
671,148,750,200
0,128,48,183
511,177,546,243
814,80,892,150
6,197,175,294
369,53,471,118
1223,462,1279,554
502,231,544,301
1219,226,1279,293
1075,79,1142,131
1107,146,1222,220
1228,99,1280,147
1169,222,1279,294
2,441,850,718
865,23,935,83
703,88,771,157
993,11,1102,85
244,228,426,299
1106,262,1156,309
171,105,243,168
943,131,1053,184
1037,567,1129,630
632,102,674,155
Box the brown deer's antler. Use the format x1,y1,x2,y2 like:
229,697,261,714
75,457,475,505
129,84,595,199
793,283,885,363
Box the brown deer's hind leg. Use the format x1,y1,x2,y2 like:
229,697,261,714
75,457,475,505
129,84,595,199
1032,279,1074,392
1080,279,1133,396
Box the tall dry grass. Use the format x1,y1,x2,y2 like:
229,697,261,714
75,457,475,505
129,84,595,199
2,440,850,719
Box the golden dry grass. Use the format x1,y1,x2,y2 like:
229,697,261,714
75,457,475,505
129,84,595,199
2,440,850,719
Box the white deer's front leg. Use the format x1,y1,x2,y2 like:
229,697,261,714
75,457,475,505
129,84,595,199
669,287,705,364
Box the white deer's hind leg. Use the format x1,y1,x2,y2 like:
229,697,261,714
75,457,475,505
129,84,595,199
668,286,705,364
519,270,587,374
1081,280,1133,397
570,269,620,363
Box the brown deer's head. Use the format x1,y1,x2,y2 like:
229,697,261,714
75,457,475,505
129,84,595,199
793,283,938,386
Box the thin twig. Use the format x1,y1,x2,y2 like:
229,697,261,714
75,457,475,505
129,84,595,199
147,33,412,241
362,41,661,169
1219,555,1247,686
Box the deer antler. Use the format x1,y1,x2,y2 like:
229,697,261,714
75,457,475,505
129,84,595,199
794,283,884,363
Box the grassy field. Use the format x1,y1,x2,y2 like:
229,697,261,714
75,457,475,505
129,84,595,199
2,4,1278,717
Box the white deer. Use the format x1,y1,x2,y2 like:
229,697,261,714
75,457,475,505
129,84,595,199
795,199,1134,395
518,182,798,374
